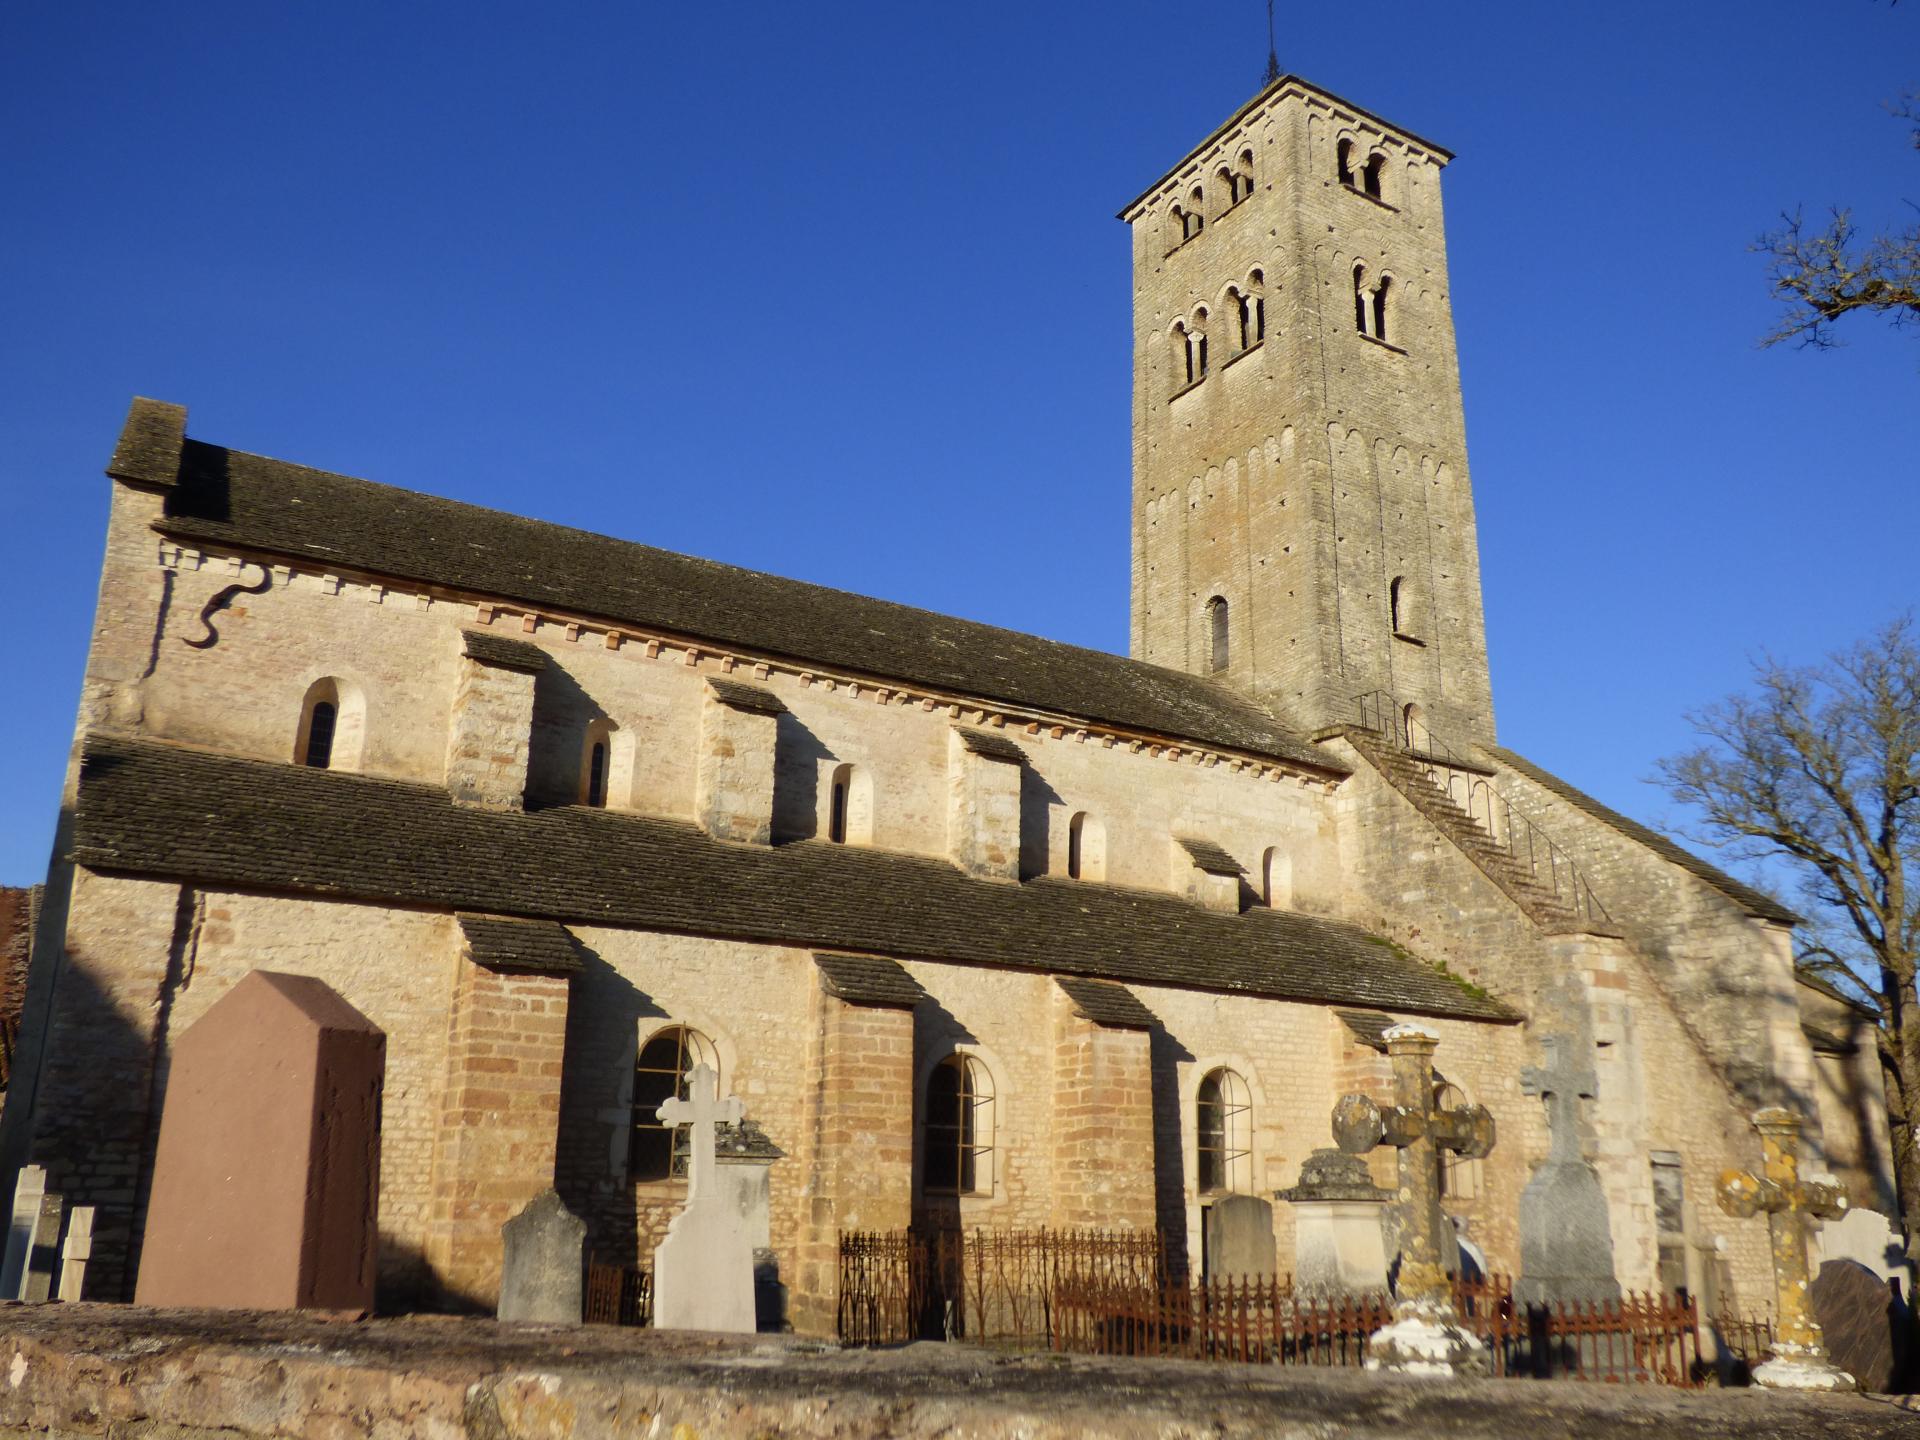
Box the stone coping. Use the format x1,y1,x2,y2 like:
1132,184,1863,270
0,1305,1907,1439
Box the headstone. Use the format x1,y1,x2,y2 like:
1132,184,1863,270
1811,1259,1908,1394
1332,1024,1496,1376
715,1119,786,1330
0,1166,48,1298
651,1063,756,1332
17,1191,63,1304
1515,1034,1621,1306
135,971,385,1312
1816,1207,1910,1286
1276,1148,1391,1297
497,1189,587,1324
1206,1194,1277,1281
57,1207,93,1303
1717,1106,1856,1392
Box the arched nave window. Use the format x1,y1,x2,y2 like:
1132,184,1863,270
630,1025,720,1183
1435,1078,1484,1201
1197,1067,1253,1194
924,1053,996,1196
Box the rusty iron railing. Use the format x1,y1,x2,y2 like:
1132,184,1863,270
584,1259,652,1327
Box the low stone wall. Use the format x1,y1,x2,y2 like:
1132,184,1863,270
0,1304,1910,1439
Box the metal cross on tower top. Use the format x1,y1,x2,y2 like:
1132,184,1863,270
1263,0,1280,85
1717,1106,1856,1391
656,1062,744,1204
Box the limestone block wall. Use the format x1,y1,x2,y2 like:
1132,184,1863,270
1048,997,1156,1229
1485,756,1821,1131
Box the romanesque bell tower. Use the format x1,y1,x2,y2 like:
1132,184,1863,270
1121,76,1495,745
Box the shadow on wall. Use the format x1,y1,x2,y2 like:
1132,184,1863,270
772,713,833,842
527,662,606,810
1018,767,1063,880
552,937,669,1271
1149,1025,1196,1281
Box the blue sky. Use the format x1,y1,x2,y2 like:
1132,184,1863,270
1,1,1915,887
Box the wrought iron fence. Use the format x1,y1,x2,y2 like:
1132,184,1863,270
584,1259,652,1327
838,1227,1166,1346
1051,1274,1390,1364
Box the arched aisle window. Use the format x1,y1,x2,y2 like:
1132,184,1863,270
1435,1078,1484,1201
1197,1067,1252,1194
924,1053,995,1196
295,675,365,771
827,763,873,844
630,1025,719,1182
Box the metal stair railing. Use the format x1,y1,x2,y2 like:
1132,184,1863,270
1350,691,1612,927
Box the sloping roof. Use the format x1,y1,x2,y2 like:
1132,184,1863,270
1056,977,1157,1030
72,736,1515,1023
456,913,582,974
1334,1008,1395,1052
1485,746,1800,926
461,628,548,674
705,676,785,716
814,953,926,1009
1174,835,1245,877
953,727,1027,765
146,429,1335,771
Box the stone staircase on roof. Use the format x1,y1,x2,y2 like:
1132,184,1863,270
1339,725,1619,938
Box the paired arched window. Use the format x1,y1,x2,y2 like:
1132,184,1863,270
629,1025,719,1182
1172,310,1209,391
294,676,364,772
1207,595,1230,671
1066,811,1106,881
1185,185,1206,237
925,1053,995,1196
1219,149,1255,207
1197,1067,1253,1194
1362,153,1387,201
1336,137,1356,188
1435,1079,1484,1201
1354,266,1393,343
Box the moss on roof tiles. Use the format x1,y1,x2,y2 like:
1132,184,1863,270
155,438,1337,770
74,736,1515,1024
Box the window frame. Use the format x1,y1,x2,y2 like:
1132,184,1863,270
923,1053,996,1198
1196,1067,1253,1195
629,1025,719,1185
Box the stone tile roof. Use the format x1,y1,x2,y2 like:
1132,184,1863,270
1056,977,1157,1030
813,953,926,1009
106,397,187,489
461,628,549,674
456,913,582,974
73,736,1515,1023
1174,835,1245,877
148,430,1335,770
1334,1008,1395,1052
953,727,1026,765
1485,746,1801,925
705,677,785,715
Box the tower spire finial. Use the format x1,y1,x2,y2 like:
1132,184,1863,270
1264,0,1280,85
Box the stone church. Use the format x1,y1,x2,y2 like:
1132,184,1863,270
2,72,1898,1329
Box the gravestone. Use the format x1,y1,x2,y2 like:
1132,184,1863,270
651,1063,756,1332
0,1166,49,1298
1515,1034,1621,1306
1276,1148,1390,1297
135,971,385,1312
16,1189,63,1303
1811,1259,1908,1394
715,1119,786,1329
1205,1194,1277,1282
1817,1207,1909,1286
497,1189,587,1324
57,1207,93,1303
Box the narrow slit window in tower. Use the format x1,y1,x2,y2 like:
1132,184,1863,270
1208,595,1230,671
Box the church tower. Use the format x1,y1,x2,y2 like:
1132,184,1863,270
1121,76,1495,745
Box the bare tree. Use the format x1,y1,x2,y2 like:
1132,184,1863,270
1656,617,1920,1220
1758,92,1920,348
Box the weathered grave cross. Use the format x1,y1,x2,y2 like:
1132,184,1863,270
657,1062,744,1204
1521,1033,1594,1166
1331,1023,1494,1374
1717,1106,1855,1391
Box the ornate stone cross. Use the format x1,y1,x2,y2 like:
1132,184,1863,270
1717,1106,1855,1392
1521,1033,1594,1167
657,1062,744,1205
1332,1023,1495,1374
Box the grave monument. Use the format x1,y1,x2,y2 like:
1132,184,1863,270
1716,1106,1856,1392
134,971,386,1312
1205,1194,1278,1282
497,1189,587,1325
1333,1023,1495,1376
1515,1033,1620,1305
1276,1148,1392,1298
651,1062,756,1332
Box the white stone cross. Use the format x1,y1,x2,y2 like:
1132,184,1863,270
656,1063,742,1203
